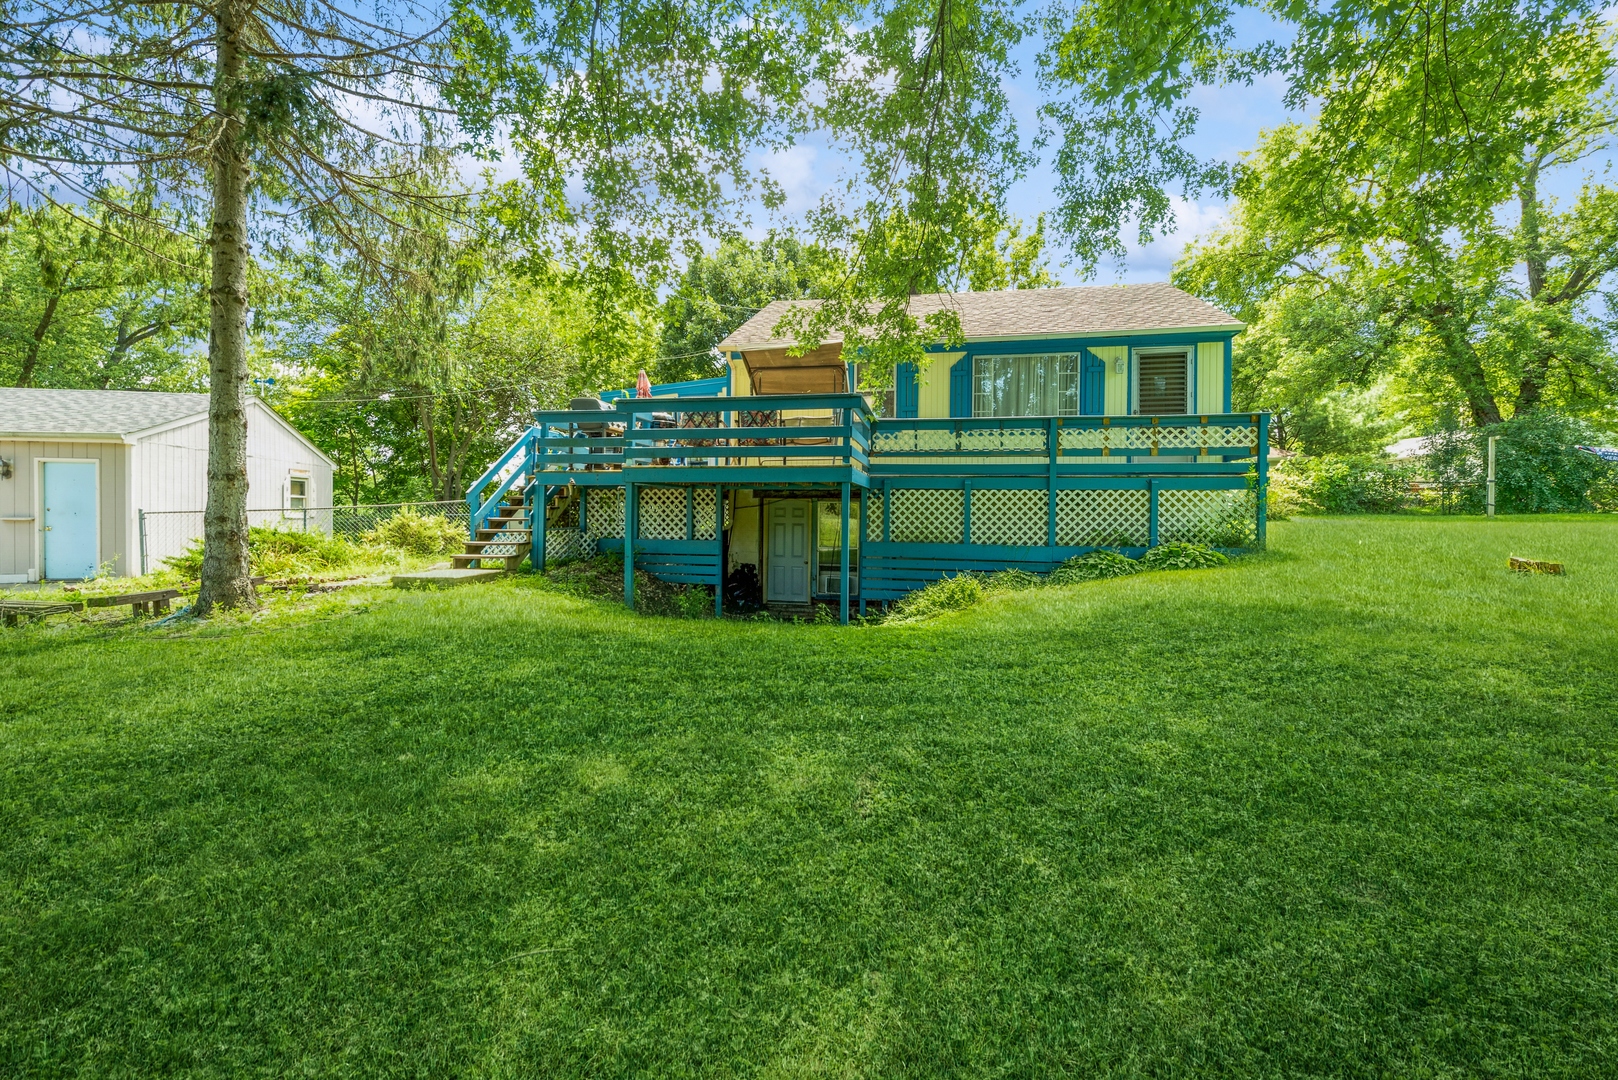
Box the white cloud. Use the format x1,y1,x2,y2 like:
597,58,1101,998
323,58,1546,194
1103,197,1231,283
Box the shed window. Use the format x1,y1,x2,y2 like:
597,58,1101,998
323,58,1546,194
287,475,309,511
1136,351,1190,415
972,354,1080,417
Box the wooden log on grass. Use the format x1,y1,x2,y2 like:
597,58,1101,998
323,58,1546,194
1508,556,1565,575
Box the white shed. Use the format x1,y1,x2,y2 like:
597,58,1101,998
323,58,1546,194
0,388,334,582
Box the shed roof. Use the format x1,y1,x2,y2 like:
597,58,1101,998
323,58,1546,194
716,283,1243,351
0,388,210,439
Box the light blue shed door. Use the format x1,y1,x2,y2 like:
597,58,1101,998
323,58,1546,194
43,461,98,580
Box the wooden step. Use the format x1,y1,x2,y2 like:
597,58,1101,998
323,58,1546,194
477,528,531,540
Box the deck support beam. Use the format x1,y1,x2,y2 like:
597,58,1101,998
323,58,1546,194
1147,480,1159,548
624,481,636,611
715,485,725,618
532,424,547,573
839,481,851,625
1256,413,1269,548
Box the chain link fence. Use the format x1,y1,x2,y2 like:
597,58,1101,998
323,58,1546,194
138,501,470,575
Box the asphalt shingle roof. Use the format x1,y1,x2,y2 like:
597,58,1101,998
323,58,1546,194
717,283,1243,351
0,388,210,439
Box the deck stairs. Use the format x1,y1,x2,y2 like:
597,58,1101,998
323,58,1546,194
451,491,533,570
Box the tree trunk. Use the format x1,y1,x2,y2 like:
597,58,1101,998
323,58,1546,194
1515,156,1552,414
15,292,61,387
195,1,258,615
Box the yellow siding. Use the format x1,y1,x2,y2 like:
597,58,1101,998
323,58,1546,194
1196,341,1225,413
917,352,962,417
1092,346,1129,414
729,359,751,397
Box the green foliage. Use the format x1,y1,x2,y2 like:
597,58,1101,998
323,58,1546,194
1172,7,1618,433
886,573,985,624
360,510,465,558
655,234,840,384
1138,542,1228,571
1271,456,1415,515
983,568,1044,592
1424,411,1617,514
163,527,363,580
0,201,207,390
1048,550,1142,585
538,554,713,619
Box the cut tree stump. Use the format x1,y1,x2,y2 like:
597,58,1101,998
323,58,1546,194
1509,557,1565,575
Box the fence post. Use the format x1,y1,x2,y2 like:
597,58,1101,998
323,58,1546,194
138,510,147,576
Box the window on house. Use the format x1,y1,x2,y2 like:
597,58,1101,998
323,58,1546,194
972,354,1080,417
287,474,309,512
851,362,896,418
1136,351,1190,415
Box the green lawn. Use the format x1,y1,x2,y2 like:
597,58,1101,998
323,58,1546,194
3,517,1616,1077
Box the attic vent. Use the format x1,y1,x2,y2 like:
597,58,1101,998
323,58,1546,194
1136,352,1189,415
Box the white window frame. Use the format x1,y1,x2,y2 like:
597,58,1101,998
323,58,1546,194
285,471,310,516
1131,348,1192,416
971,353,1082,418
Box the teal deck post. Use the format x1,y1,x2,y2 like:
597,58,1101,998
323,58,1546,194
1256,412,1269,548
858,493,867,617
839,481,851,625
532,425,546,572
624,481,636,611
714,485,724,617
1047,417,1059,546
1147,480,1159,548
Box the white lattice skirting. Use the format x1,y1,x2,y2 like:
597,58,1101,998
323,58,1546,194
584,488,624,541
971,488,1047,546
1056,489,1150,546
889,488,964,543
637,487,687,540
545,528,595,561
1158,489,1256,546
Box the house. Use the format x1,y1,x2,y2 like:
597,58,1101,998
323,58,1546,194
461,283,1268,622
0,388,334,582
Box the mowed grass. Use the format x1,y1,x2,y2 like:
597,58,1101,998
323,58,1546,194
2,517,1616,1078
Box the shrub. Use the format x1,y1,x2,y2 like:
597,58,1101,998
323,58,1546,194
1273,454,1414,514
162,526,364,580
362,509,465,557
887,573,985,624
1048,550,1141,585
1419,411,1618,513
984,568,1043,592
1139,542,1228,571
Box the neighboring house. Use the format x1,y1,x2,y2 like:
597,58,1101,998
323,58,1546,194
0,389,334,582
463,283,1268,622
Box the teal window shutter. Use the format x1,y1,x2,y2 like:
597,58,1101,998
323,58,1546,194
949,355,972,417
895,362,918,418
1081,352,1105,415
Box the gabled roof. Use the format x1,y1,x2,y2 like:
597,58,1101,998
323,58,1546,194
0,388,210,439
717,283,1243,351
0,389,334,466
